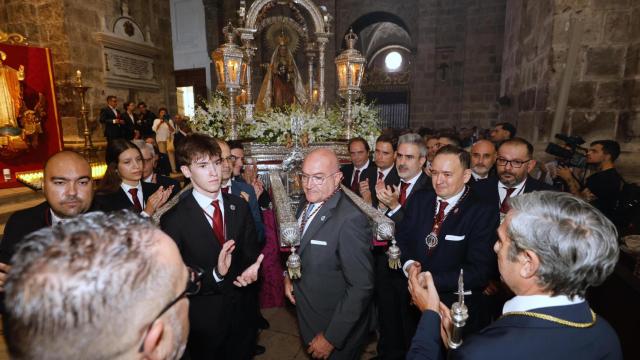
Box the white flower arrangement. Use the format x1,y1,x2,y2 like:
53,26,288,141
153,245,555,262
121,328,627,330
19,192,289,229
189,94,381,145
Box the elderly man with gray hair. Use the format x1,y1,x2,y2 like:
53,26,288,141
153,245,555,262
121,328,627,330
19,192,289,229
3,211,195,360
134,139,181,198
407,191,622,360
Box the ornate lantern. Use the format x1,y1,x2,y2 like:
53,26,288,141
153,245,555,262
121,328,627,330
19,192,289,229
335,29,365,139
212,22,244,139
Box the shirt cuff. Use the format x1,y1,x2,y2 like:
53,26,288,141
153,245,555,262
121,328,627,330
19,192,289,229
403,260,416,278
113,119,117,124
386,204,402,217
140,211,150,218
212,267,224,283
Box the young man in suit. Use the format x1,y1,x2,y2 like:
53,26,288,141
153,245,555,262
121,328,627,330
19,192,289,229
99,95,131,142
377,133,434,224
473,137,554,220
407,191,622,360
137,141,181,198
361,134,398,208
161,134,263,360
0,151,94,292
3,211,191,360
397,145,500,346
284,148,374,359
341,137,377,197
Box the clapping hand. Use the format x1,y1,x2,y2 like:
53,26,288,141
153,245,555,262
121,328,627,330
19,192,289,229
216,240,236,277
377,184,400,209
233,254,264,287
145,185,174,215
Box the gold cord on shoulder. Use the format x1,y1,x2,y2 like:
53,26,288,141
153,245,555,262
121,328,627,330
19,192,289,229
500,309,597,328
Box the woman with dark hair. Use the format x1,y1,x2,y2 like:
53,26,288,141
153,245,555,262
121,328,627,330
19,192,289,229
94,139,173,215
152,107,176,173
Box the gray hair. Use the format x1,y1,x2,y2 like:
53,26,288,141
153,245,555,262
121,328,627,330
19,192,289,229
4,211,175,360
507,191,619,298
133,139,156,156
397,133,427,157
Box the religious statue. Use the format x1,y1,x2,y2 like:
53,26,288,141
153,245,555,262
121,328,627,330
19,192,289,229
0,50,47,158
256,34,308,112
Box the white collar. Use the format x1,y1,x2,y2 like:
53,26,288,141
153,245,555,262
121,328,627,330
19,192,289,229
144,174,154,183
402,171,422,185
354,159,370,172
437,186,466,207
221,179,232,189
192,188,223,209
472,171,488,180
503,294,585,314
120,181,142,193
49,209,64,226
378,165,393,178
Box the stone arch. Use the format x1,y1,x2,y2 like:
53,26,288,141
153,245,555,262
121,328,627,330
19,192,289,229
342,11,413,49
245,0,325,35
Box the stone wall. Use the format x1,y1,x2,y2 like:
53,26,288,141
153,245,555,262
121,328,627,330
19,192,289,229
502,0,640,178
1,0,177,146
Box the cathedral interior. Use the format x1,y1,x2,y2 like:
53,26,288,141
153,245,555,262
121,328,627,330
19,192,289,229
0,0,639,359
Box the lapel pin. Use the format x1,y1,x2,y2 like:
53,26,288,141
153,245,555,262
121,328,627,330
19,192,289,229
230,204,236,211
454,208,459,214
320,215,326,221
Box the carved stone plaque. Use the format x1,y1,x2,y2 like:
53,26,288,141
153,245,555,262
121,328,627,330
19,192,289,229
105,48,153,80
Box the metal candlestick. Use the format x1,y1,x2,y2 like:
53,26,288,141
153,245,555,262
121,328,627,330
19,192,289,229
72,70,96,161
447,269,469,349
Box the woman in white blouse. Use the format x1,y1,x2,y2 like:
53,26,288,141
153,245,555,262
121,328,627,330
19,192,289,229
152,107,176,172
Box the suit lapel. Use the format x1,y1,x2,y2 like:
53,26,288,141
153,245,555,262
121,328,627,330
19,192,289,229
298,192,341,254
185,193,222,251
222,194,237,241
117,187,134,208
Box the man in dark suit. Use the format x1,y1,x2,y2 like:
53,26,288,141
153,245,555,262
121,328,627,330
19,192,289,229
407,191,622,360
473,137,554,219
99,95,131,142
137,141,181,198
284,148,374,359
396,145,499,348
361,134,398,208
0,151,94,303
136,101,156,137
377,133,434,224
161,134,263,360
341,137,377,198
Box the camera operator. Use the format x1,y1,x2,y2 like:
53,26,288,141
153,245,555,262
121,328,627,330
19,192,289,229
557,140,622,221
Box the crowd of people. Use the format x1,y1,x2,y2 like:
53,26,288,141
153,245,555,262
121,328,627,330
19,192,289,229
0,119,629,360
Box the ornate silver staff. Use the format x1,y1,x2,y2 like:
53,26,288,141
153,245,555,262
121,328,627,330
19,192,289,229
339,185,400,269
447,269,469,349
269,171,302,279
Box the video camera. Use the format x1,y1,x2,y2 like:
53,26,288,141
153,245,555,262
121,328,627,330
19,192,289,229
545,134,587,168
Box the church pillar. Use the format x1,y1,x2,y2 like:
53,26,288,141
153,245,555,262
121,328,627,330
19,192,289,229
316,36,328,107
305,42,316,103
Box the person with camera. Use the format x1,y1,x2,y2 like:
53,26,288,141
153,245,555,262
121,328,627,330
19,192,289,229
557,140,623,221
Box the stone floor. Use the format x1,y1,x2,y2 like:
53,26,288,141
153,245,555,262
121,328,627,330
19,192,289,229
257,305,378,360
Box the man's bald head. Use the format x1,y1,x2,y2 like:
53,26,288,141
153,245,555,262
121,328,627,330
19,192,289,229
42,151,93,218
301,148,343,203
470,140,497,178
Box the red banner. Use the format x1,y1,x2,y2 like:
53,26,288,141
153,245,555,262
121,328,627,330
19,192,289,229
0,43,63,189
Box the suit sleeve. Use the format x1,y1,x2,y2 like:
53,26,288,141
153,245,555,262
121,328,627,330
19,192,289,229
432,203,499,292
0,213,24,264
245,185,265,247
324,210,374,348
406,310,446,360
234,201,260,273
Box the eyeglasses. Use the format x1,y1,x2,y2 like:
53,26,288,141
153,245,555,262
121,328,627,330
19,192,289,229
300,172,339,186
138,266,203,352
496,157,530,168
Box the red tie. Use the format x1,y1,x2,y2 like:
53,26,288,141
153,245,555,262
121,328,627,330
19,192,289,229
211,200,225,245
378,171,384,181
398,181,410,207
500,188,517,214
435,200,449,225
221,187,229,195
351,169,361,192
128,188,143,213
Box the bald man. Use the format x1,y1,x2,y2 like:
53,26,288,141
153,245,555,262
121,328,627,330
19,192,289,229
470,140,497,181
284,148,374,359
0,151,94,292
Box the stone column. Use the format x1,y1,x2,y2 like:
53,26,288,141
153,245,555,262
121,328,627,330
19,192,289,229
316,35,329,107
305,42,316,103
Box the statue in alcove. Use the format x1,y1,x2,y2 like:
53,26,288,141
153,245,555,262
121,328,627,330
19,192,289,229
256,33,307,112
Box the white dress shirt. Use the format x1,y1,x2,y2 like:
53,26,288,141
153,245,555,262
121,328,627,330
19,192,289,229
498,178,527,205
120,182,145,210
192,189,226,281
502,294,585,314
472,171,489,181
350,159,370,185
378,166,393,181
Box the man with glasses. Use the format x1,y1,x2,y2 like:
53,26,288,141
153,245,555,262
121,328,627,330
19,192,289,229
474,137,553,219
162,134,264,359
284,148,374,359
3,211,191,360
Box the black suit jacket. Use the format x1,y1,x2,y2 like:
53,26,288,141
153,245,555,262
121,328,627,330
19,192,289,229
120,111,136,139
473,175,555,210
408,302,622,360
99,106,131,140
386,172,434,224
93,182,160,213
341,161,377,197
396,187,499,296
1,201,51,264
160,192,259,355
